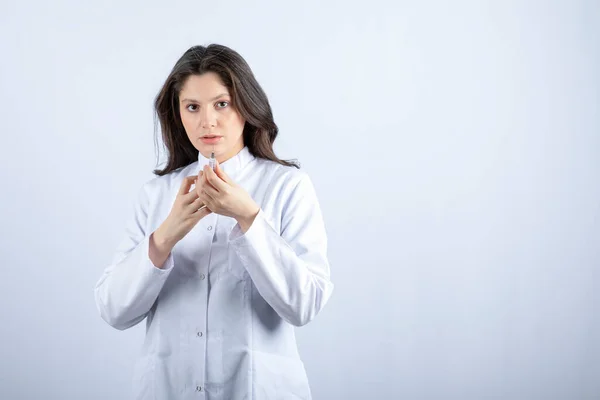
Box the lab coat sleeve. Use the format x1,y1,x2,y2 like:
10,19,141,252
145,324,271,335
229,173,334,327
94,183,175,330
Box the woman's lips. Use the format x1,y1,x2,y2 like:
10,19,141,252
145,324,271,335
200,136,222,144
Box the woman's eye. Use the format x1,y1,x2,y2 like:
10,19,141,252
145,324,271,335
216,101,229,109
186,104,199,112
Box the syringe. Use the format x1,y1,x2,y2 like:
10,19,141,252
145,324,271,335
197,147,216,212
208,151,216,171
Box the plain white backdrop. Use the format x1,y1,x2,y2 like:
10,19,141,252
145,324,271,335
1,0,599,399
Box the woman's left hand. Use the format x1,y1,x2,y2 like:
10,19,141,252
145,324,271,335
195,161,260,229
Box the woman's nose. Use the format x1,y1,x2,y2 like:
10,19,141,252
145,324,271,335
200,109,217,129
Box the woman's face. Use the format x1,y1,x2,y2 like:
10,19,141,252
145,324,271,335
179,72,246,163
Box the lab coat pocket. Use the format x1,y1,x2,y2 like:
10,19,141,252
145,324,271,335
131,355,154,400
252,351,312,399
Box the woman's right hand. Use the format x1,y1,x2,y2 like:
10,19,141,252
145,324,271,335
150,176,211,267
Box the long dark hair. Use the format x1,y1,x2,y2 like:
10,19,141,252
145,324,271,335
152,44,299,176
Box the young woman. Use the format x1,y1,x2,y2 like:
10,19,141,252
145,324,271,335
94,44,334,399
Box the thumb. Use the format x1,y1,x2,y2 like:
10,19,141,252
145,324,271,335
215,160,231,183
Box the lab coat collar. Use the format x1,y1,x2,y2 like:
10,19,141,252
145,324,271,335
196,146,255,177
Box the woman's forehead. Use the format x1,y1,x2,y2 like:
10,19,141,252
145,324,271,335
180,73,230,101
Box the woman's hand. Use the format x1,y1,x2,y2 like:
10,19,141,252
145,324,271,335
195,161,260,231
150,176,212,268
155,175,212,246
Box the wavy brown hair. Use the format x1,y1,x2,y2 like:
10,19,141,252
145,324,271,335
153,44,299,176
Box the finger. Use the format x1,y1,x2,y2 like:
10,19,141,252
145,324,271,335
200,186,216,203
191,200,213,219
187,196,208,213
182,187,200,203
201,166,218,191
202,182,220,199
192,171,202,190
194,206,212,219
195,181,213,203
195,174,213,198
204,165,228,192
179,175,197,195
214,160,232,184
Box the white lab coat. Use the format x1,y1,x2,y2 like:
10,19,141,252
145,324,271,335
94,146,334,400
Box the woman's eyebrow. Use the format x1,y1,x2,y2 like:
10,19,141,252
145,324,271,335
181,93,230,103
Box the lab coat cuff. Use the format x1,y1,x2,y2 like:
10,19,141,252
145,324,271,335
143,234,175,274
229,209,273,246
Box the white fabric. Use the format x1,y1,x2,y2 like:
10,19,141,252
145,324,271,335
94,146,334,400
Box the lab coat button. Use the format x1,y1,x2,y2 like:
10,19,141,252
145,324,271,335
196,385,203,392
199,273,206,280
197,331,203,337
207,226,213,231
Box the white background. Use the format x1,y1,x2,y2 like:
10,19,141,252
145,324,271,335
1,0,598,399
